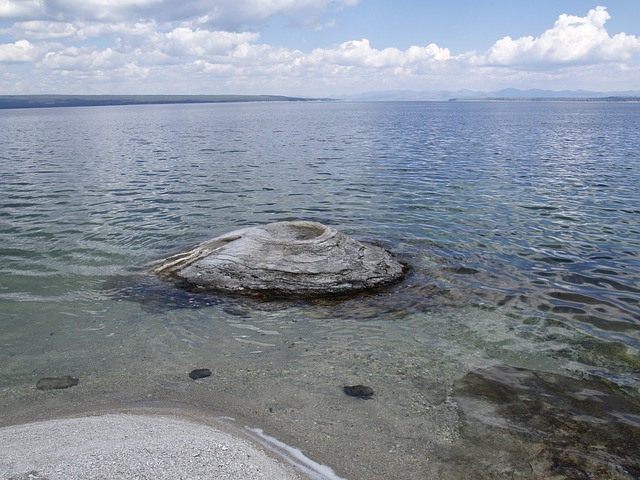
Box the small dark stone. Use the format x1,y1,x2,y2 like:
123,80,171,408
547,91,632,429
343,384,374,399
36,376,79,391
189,368,212,380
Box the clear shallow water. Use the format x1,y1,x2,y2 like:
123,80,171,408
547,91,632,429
1,101,640,478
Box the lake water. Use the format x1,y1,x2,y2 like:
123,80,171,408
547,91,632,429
1,101,639,479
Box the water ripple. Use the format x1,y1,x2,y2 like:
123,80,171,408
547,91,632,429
1,101,639,372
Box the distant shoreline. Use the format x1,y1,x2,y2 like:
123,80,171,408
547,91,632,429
0,94,333,110
449,96,640,103
2,94,639,109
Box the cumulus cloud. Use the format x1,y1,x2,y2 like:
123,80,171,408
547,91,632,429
40,46,124,72
164,28,259,57
0,39,37,62
0,3,638,95
305,39,452,71
3,21,77,40
483,6,640,66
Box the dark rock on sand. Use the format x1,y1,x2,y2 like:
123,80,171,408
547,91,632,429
150,221,406,298
36,376,79,390
343,385,374,399
189,368,212,380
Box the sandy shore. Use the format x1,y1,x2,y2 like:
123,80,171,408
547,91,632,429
0,413,308,480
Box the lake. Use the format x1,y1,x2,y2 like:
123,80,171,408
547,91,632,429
1,100,639,479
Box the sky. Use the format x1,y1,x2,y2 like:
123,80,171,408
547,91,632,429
1,1,639,97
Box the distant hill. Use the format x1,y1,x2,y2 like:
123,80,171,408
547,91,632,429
339,88,640,101
0,94,329,109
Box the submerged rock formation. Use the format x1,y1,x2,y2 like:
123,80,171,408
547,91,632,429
150,221,406,298
454,365,640,479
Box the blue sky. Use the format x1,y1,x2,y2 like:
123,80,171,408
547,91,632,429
261,1,640,53
1,1,639,96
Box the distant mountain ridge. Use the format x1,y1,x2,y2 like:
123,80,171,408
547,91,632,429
339,88,640,101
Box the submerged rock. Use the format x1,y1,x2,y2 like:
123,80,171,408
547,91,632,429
150,221,406,298
454,365,640,479
36,376,79,391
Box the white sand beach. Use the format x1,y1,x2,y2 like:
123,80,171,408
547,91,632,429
0,414,306,480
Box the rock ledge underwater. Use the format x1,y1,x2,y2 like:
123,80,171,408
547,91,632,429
150,221,406,298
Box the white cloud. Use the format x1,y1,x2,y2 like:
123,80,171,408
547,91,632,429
25,23,449,86
164,28,259,57
1,4,638,95
483,6,640,66
3,0,359,28
0,0,43,20
0,39,37,62
4,21,77,40
43,0,164,22
39,46,123,71
307,39,452,69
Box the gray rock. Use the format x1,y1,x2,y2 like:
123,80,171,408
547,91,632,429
151,221,406,297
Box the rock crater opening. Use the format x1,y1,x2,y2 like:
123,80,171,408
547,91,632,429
264,222,328,242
